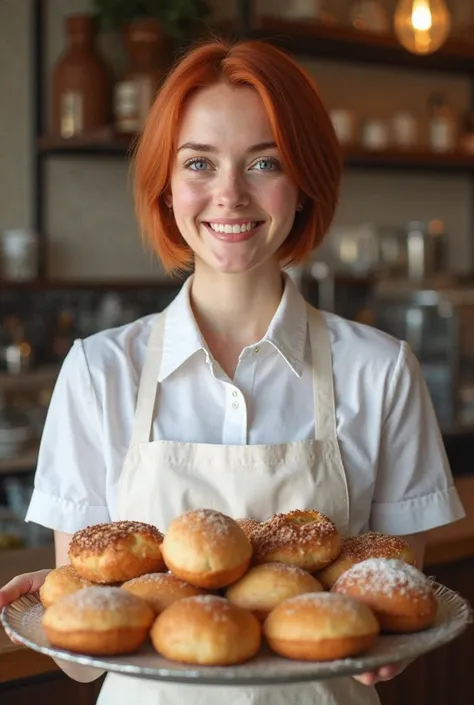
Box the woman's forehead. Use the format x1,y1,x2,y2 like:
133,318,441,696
176,84,275,148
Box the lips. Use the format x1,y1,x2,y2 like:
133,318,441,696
203,221,264,243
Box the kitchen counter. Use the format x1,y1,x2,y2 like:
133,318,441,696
1,476,474,683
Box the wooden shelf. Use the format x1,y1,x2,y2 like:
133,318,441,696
250,18,474,73
0,447,38,475
38,133,134,156
0,366,58,391
1,277,184,292
343,147,474,172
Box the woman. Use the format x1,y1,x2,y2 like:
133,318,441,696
0,39,464,705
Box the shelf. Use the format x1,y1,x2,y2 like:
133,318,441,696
0,447,38,475
0,366,58,391
249,18,474,73
1,277,184,292
38,133,134,156
343,147,474,172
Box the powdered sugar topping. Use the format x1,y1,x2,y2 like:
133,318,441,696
334,558,433,598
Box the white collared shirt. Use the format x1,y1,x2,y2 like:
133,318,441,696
26,275,464,536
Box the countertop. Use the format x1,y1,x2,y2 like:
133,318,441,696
1,476,474,682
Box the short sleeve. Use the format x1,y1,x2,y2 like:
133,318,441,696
370,341,465,535
25,339,110,533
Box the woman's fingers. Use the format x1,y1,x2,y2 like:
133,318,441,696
0,569,51,608
353,660,411,686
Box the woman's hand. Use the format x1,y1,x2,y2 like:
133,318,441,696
353,659,411,686
0,569,51,644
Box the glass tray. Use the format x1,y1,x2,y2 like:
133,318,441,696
1,582,471,685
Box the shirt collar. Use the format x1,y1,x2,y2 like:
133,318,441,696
158,272,308,381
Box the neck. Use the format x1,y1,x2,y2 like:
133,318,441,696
189,258,284,375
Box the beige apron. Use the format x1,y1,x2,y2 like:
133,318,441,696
97,305,380,705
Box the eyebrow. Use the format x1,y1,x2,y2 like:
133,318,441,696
177,141,278,153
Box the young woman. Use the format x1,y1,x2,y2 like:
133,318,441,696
0,39,464,705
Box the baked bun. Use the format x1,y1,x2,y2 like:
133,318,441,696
42,586,155,655
150,595,261,665
39,565,95,609
263,592,379,661
161,510,252,589
332,558,437,633
316,532,416,589
121,572,208,614
68,521,165,583
253,510,341,572
225,562,323,620
235,518,261,541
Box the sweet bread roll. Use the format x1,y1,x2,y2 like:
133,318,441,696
42,586,155,655
225,562,323,620
332,558,437,633
150,595,261,665
39,565,94,608
68,520,165,583
121,572,208,614
161,510,252,589
316,532,416,589
263,592,379,661
253,510,341,572
235,518,261,541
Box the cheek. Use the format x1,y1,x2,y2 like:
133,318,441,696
171,180,208,215
260,181,298,220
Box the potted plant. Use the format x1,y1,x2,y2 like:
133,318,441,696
92,0,210,42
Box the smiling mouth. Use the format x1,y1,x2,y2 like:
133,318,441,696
203,221,264,242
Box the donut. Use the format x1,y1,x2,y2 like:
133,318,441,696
235,518,261,540
68,521,165,583
316,532,416,589
263,592,379,661
39,565,94,608
121,572,208,614
150,594,261,665
332,558,437,633
225,562,324,620
161,509,252,589
42,586,155,655
252,510,341,572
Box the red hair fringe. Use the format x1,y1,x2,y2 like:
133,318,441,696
134,39,342,274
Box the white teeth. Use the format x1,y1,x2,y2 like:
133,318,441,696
208,222,256,233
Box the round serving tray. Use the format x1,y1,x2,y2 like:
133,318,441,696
1,583,471,685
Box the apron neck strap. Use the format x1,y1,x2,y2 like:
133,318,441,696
130,313,166,446
306,305,338,441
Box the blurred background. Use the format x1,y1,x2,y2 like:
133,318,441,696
1,1,474,703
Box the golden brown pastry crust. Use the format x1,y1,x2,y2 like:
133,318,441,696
68,520,165,583
225,562,323,620
252,510,341,572
121,572,208,614
161,510,252,589
316,532,416,589
235,518,261,541
39,565,94,608
263,592,379,661
42,586,155,655
331,558,437,633
150,595,261,665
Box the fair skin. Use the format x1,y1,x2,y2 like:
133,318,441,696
0,83,427,686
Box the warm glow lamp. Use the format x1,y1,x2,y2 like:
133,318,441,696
394,0,451,55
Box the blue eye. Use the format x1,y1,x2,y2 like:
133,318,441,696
185,158,210,171
252,158,280,171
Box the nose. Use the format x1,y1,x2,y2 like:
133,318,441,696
214,170,250,210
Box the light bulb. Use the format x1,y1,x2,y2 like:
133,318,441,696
394,0,451,55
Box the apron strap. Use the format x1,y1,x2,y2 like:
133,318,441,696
306,305,338,441
130,313,166,446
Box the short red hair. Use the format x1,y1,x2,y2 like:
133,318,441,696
134,39,342,274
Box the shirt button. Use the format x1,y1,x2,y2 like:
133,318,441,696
232,390,238,397
254,346,260,355
232,401,239,409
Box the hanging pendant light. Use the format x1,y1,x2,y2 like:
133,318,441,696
394,0,451,55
